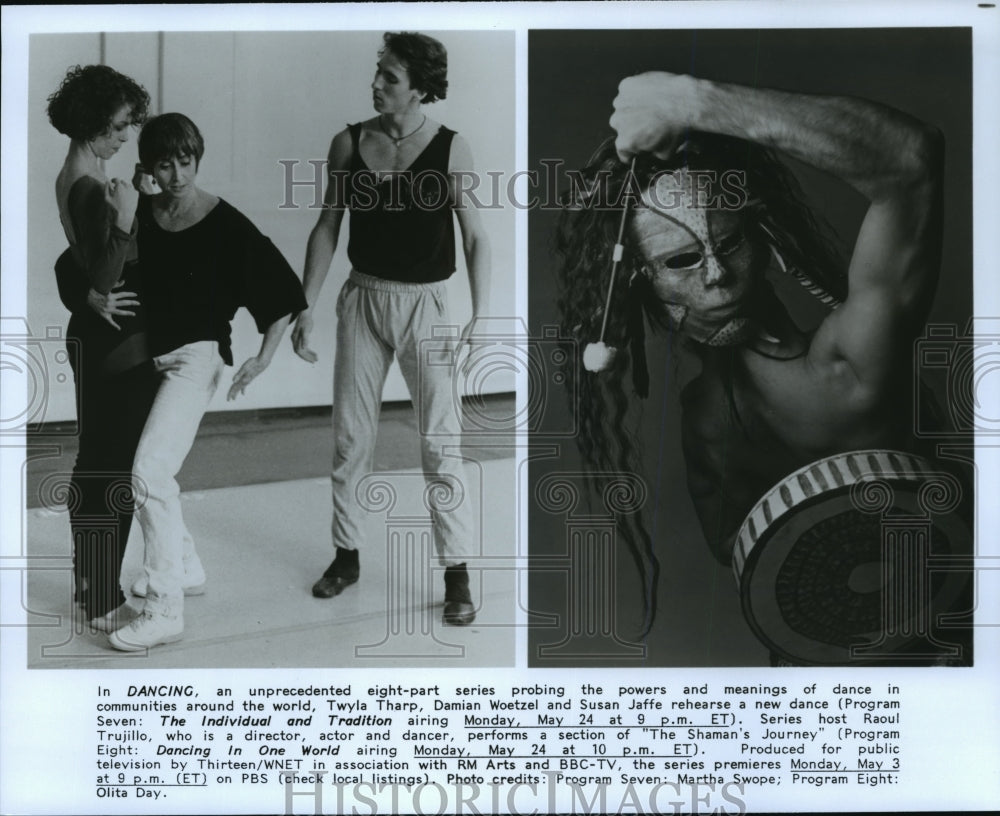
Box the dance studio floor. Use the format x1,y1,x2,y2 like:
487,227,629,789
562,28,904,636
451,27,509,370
21,397,518,670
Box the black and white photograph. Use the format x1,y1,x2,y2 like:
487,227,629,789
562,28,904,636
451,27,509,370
2,3,999,815
16,26,518,670
528,27,977,668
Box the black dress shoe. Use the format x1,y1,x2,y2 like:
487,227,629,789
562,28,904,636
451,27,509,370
443,564,476,626
312,549,360,598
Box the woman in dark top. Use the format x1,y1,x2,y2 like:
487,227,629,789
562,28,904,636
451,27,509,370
48,64,157,632
108,113,307,652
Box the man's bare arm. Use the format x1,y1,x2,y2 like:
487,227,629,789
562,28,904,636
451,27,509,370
612,73,944,395
449,134,492,358
291,129,351,362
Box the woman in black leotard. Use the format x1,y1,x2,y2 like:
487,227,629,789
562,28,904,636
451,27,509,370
48,64,157,632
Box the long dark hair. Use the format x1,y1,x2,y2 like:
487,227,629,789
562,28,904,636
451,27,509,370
554,133,845,633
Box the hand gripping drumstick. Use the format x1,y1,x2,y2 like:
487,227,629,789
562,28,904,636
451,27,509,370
583,156,637,373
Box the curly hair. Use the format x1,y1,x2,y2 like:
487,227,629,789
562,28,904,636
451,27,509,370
554,134,846,632
381,32,448,104
47,64,150,142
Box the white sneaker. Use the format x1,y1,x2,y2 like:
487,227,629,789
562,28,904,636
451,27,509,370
89,602,140,634
131,560,207,598
108,608,184,651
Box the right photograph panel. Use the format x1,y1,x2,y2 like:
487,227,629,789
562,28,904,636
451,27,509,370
527,28,974,668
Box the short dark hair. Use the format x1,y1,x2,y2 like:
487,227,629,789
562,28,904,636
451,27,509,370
381,32,448,104
47,64,150,142
138,113,205,169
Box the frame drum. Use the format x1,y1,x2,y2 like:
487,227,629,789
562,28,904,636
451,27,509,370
732,450,971,665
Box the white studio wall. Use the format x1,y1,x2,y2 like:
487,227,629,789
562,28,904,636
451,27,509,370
27,30,516,422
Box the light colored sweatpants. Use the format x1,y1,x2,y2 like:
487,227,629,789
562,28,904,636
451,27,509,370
133,341,223,613
331,269,473,564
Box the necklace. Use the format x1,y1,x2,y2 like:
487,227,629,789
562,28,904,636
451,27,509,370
379,114,426,146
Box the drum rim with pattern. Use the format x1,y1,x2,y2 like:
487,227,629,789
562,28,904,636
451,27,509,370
732,449,971,665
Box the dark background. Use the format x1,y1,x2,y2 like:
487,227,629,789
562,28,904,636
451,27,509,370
526,28,972,666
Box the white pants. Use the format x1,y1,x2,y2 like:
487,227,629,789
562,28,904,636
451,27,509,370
331,270,473,564
133,341,223,612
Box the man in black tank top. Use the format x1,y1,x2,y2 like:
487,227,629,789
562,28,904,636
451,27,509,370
292,33,491,626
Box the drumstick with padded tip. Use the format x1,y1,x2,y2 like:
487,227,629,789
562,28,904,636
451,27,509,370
583,156,637,373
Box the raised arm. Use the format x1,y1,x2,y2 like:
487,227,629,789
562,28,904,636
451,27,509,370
448,134,492,357
291,129,352,363
611,73,944,393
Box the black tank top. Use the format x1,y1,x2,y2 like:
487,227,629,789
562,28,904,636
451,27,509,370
345,123,456,283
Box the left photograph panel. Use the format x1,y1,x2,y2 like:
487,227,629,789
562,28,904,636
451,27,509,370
19,29,518,669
